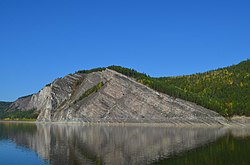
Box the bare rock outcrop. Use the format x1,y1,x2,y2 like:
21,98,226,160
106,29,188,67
9,69,229,125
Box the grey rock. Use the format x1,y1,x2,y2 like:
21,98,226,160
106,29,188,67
10,69,229,125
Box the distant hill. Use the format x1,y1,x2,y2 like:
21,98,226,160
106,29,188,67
0,101,12,111
0,101,12,118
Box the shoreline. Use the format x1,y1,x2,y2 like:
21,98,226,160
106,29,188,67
0,120,36,124
1,118,250,128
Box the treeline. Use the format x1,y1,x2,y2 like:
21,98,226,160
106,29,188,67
107,65,148,79
76,65,148,78
77,67,106,74
0,109,39,120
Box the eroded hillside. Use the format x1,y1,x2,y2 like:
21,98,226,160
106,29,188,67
6,69,228,125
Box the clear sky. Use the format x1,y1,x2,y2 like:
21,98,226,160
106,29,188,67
0,0,249,101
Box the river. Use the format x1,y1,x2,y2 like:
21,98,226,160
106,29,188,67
0,122,249,165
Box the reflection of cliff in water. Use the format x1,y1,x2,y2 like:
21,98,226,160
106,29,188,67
0,122,37,147
0,123,228,165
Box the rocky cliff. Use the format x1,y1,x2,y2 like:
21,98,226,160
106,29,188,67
9,69,228,125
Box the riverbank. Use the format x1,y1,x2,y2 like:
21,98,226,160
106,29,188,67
229,116,250,126
0,120,36,124
1,116,250,127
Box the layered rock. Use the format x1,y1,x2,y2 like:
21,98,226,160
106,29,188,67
9,69,228,125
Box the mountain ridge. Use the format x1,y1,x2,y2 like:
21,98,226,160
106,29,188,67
0,59,249,124
1,69,228,125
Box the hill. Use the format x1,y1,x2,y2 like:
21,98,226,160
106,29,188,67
0,101,12,111
0,101,12,119
2,68,227,125
158,60,250,116
107,60,250,117
1,60,249,122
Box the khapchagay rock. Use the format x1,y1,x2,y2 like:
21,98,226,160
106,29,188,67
9,69,228,125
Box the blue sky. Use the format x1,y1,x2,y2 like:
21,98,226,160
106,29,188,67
0,0,249,101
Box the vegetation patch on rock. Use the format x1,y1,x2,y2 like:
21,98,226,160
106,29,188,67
75,82,104,103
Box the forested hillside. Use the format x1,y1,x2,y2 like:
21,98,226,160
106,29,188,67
0,101,39,120
0,101,12,111
158,60,250,116
107,60,250,117
0,101,12,119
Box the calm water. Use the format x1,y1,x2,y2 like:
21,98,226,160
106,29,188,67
0,123,250,165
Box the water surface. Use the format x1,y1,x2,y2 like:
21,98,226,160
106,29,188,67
0,122,250,165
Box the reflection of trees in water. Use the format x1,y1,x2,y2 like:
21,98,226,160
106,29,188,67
0,122,36,139
0,122,37,149
0,123,232,165
154,131,250,165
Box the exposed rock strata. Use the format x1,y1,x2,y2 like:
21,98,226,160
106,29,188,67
9,69,229,125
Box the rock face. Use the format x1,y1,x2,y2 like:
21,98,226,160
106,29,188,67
9,69,228,125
